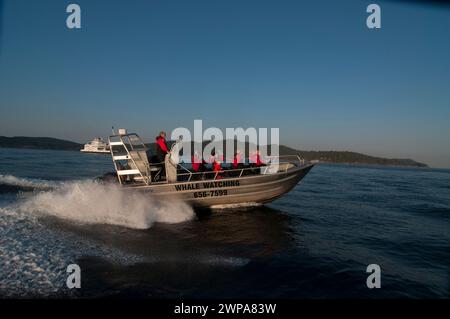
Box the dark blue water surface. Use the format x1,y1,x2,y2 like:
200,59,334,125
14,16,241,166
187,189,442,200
0,148,448,298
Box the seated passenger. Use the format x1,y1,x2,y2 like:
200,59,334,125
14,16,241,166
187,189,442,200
233,150,243,169
191,151,205,180
192,157,200,172
249,150,264,167
191,151,202,172
255,150,263,167
213,158,223,180
208,150,223,179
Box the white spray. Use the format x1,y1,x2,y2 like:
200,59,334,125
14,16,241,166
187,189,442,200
17,180,194,229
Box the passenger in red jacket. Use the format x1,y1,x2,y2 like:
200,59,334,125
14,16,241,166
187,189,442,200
213,158,223,179
233,150,242,169
155,131,169,163
249,150,263,167
255,151,263,167
191,151,202,172
153,131,169,181
209,150,223,179
213,160,222,172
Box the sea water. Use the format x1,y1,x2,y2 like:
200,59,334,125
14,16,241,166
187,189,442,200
0,148,448,298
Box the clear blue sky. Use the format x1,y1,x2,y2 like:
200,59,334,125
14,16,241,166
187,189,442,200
0,0,449,167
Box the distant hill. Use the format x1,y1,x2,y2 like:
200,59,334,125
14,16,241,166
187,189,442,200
0,136,428,167
277,145,428,168
0,136,82,151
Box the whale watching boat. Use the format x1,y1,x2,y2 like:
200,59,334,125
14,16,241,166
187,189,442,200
105,129,314,208
81,137,110,153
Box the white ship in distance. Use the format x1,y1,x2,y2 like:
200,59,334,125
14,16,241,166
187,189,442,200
80,137,110,153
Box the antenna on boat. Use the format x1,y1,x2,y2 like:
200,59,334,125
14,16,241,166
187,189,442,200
111,126,115,135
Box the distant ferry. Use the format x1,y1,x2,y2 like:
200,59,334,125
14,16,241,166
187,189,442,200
80,137,110,153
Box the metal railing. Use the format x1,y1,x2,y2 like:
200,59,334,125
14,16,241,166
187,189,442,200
174,155,305,182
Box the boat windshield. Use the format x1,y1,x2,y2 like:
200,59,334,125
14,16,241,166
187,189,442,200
128,134,146,151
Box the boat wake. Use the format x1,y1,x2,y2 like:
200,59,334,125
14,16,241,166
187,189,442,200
0,205,145,298
5,178,194,229
0,174,57,193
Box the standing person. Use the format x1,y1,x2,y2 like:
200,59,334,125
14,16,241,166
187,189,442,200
155,131,169,162
155,131,169,181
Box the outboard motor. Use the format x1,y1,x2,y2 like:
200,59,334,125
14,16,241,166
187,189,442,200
94,172,118,184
